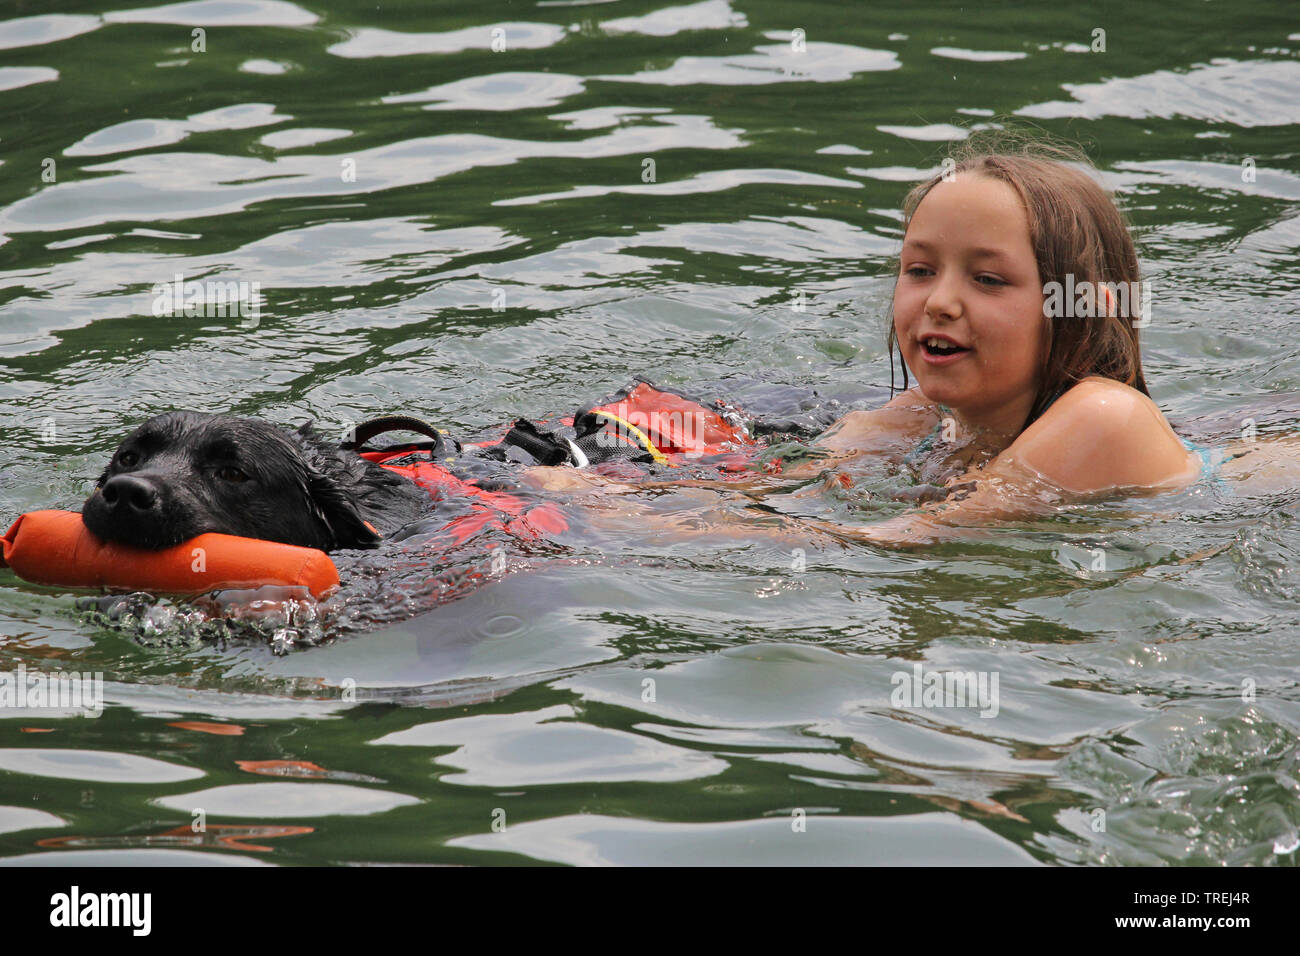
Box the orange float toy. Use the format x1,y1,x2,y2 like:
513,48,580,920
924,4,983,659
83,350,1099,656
0,509,339,599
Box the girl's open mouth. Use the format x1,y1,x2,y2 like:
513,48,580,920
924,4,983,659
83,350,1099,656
920,337,971,364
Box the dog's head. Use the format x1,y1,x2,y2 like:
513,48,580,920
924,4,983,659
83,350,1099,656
82,411,383,552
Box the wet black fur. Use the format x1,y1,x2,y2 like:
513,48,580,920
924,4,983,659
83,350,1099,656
82,411,427,552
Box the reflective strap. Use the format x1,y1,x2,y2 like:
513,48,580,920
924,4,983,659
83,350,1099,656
564,438,589,469
591,410,669,464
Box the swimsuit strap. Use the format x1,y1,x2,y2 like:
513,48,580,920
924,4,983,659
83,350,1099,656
1178,435,1248,485
1023,383,1073,429
905,404,955,466
1042,384,1071,412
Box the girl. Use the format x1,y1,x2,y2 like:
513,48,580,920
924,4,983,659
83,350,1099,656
800,141,1204,546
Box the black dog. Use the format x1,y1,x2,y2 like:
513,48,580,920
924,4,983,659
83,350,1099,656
82,411,427,552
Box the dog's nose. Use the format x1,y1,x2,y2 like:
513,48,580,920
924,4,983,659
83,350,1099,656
100,474,160,513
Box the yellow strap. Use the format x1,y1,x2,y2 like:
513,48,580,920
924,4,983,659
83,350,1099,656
592,411,669,464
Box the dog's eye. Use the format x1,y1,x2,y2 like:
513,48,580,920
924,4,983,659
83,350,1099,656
117,450,139,468
216,466,249,483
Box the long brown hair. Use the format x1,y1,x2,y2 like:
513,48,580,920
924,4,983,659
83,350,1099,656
886,133,1149,431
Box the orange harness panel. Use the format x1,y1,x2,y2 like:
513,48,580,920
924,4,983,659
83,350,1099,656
363,451,569,541
586,381,752,456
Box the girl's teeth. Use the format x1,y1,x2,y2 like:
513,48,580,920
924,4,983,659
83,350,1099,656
925,338,964,350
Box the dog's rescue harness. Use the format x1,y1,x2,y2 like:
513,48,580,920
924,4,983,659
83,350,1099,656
344,381,759,545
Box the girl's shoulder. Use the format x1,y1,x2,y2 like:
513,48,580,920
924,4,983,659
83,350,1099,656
1005,377,1193,492
1033,376,1163,424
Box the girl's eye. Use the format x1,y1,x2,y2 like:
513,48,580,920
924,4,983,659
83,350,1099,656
217,466,249,483
904,266,932,278
976,274,1007,286
117,450,138,468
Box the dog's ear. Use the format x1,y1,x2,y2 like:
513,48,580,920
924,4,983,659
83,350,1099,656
306,469,382,550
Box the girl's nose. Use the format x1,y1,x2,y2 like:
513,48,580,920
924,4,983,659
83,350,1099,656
924,274,963,321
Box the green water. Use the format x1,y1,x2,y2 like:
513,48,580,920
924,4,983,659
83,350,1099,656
1,0,1299,866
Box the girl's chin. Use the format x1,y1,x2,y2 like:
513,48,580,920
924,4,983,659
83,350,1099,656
919,390,964,411
914,375,969,405
906,357,985,405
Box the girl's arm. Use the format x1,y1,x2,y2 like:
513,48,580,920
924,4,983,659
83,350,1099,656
805,467,1055,547
811,387,941,456
526,388,944,497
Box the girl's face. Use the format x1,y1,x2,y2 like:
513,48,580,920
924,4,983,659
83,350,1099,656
894,172,1046,434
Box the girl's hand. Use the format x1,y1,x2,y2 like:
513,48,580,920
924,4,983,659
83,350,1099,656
804,512,962,548
519,467,635,495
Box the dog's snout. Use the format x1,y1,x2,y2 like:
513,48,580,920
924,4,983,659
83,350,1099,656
100,474,160,513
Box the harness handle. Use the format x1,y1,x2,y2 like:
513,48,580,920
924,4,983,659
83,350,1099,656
341,415,449,452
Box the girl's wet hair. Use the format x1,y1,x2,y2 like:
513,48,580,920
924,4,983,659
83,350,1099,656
887,131,1149,431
